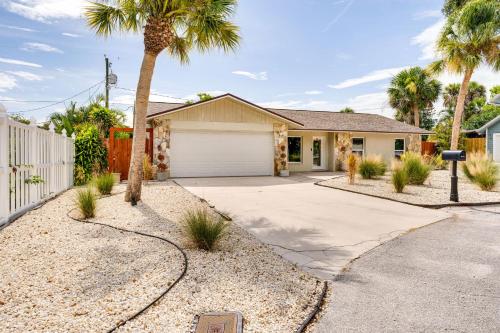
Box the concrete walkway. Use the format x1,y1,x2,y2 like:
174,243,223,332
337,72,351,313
314,205,500,332
175,173,449,279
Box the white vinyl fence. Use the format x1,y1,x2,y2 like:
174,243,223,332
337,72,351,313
0,106,75,227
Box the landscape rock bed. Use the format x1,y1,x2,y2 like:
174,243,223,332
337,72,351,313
0,182,321,333
318,170,500,207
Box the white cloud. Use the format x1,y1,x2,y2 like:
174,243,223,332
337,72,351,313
413,10,441,20
62,32,80,38
1,0,85,22
0,57,42,68
411,19,445,60
0,73,17,91
305,90,323,95
438,65,500,92
0,24,36,32
232,71,268,81
328,66,408,89
22,42,63,53
6,70,43,81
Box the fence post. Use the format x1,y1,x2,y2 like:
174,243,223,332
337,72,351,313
61,129,67,190
48,122,55,195
29,117,38,204
0,104,9,225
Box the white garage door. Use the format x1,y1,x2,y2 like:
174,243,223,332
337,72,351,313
170,130,274,177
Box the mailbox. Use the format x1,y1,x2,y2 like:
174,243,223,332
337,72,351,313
441,150,466,202
442,150,466,161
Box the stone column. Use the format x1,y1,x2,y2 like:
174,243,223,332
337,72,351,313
273,124,288,176
335,132,352,171
407,134,422,154
153,119,171,177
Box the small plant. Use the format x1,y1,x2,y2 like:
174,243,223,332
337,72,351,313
347,154,358,185
391,160,408,193
401,152,430,185
143,155,153,180
25,175,44,185
76,187,96,218
182,208,229,251
428,154,447,170
462,152,498,191
95,173,115,195
74,165,87,186
358,155,386,179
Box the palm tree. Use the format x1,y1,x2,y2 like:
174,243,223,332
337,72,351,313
85,0,240,203
442,82,486,119
387,67,442,128
442,0,471,16
428,0,499,150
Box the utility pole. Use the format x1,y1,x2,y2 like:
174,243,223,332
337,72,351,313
105,55,110,108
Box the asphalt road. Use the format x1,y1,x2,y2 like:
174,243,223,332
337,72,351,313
314,205,500,333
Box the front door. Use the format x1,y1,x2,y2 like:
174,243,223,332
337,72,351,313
312,137,326,169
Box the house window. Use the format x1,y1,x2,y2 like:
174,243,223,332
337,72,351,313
288,136,302,163
395,139,405,159
351,138,364,157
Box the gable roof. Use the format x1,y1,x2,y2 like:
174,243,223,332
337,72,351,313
147,93,430,134
147,93,304,126
470,115,500,134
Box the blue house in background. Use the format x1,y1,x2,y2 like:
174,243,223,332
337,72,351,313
471,115,500,162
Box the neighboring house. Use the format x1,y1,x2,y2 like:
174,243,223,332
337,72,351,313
468,115,500,162
147,94,430,178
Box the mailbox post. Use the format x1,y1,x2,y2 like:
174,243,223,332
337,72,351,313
441,150,466,202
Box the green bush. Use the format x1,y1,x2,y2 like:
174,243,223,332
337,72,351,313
462,152,498,191
391,161,408,193
74,123,108,185
182,209,228,251
358,155,386,179
76,187,96,218
401,152,431,185
95,173,114,195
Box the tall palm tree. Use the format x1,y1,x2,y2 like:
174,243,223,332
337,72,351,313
442,0,471,16
442,82,486,119
428,0,499,150
387,67,442,128
85,0,240,203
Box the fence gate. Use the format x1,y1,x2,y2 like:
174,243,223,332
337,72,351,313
108,127,153,181
0,108,75,227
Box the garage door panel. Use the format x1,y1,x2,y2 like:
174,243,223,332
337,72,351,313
170,130,274,177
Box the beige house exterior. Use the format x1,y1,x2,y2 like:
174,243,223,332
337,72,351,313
147,94,430,178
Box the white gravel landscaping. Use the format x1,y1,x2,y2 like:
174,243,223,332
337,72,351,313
318,170,500,207
0,181,322,333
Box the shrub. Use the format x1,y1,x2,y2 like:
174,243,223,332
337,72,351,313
358,155,386,179
391,161,408,193
401,152,431,185
76,187,96,218
429,154,448,170
182,209,228,251
95,173,114,195
74,123,107,184
74,165,87,186
143,155,153,180
462,152,498,191
347,154,358,185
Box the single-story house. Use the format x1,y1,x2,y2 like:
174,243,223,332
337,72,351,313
468,115,500,162
146,93,430,178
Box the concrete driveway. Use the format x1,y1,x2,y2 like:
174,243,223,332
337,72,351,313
176,173,450,279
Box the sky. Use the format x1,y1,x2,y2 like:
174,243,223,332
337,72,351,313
0,0,498,126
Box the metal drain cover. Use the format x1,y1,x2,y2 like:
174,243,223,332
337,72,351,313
194,312,242,333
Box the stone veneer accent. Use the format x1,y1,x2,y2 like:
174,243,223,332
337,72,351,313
153,119,171,177
407,134,421,153
335,132,352,171
273,124,288,175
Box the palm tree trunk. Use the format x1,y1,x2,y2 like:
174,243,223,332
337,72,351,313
412,104,420,129
450,68,473,150
125,52,157,203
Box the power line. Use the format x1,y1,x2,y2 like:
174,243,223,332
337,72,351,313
114,86,188,101
7,80,105,114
